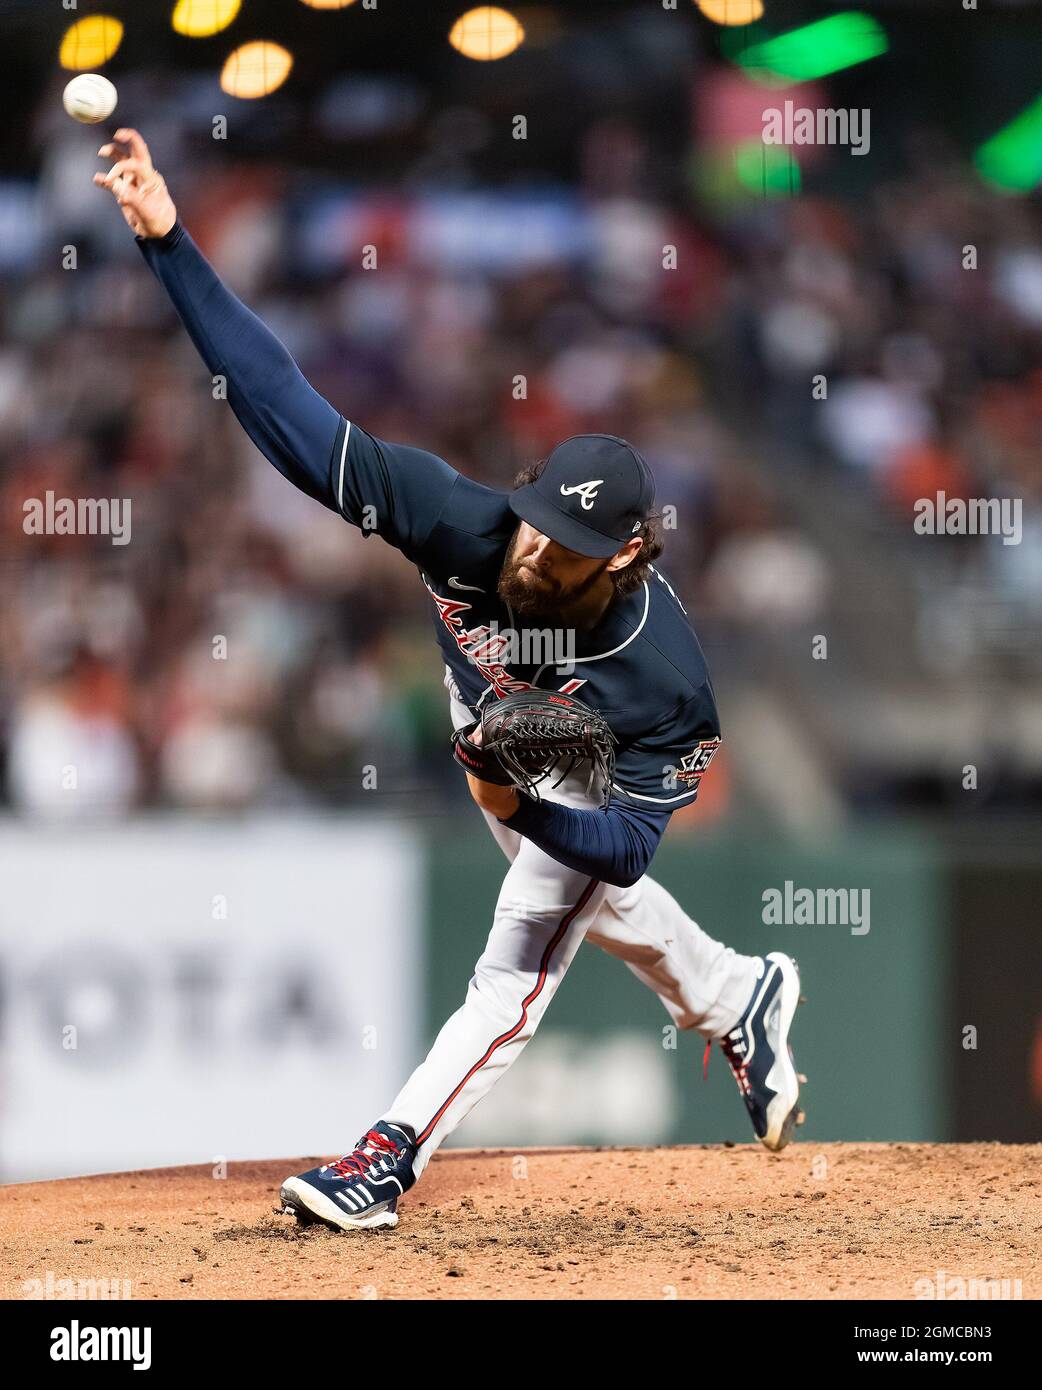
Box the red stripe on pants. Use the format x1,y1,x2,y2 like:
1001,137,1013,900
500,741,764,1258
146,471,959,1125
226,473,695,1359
416,878,598,1147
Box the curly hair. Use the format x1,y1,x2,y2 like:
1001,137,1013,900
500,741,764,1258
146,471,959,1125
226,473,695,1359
512,458,663,596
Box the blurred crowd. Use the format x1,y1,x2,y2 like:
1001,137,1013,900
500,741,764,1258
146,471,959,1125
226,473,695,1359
1,88,1040,819
724,151,1042,671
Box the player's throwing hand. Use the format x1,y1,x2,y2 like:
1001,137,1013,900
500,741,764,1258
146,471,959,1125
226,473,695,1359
93,129,177,239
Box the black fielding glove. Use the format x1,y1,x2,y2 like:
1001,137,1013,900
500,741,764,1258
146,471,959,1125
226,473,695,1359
450,722,517,786
452,690,617,809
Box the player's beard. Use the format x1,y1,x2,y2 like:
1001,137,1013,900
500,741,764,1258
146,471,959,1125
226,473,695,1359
497,528,612,626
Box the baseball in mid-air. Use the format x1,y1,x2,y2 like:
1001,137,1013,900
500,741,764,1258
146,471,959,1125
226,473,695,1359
62,73,118,125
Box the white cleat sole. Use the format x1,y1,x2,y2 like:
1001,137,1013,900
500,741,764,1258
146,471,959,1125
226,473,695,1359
761,951,804,1152
279,1176,399,1232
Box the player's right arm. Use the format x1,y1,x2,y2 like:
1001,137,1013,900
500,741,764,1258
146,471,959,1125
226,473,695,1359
94,130,459,559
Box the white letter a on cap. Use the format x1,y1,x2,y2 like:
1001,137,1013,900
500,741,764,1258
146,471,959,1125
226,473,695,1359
560,479,603,511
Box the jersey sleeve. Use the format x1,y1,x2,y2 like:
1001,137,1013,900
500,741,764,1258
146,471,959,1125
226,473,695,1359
330,419,460,566
137,223,461,564
610,684,722,811
503,796,671,888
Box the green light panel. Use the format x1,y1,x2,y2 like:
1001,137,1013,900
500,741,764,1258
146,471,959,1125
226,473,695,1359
727,12,888,83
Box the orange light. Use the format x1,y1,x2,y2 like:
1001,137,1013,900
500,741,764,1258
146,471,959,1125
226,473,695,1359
59,16,124,70
172,0,242,38
697,0,764,25
298,0,358,8
449,6,525,61
220,41,294,99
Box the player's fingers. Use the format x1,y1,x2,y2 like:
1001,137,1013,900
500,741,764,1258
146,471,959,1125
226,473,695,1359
112,128,152,169
92,170,132,202
102,157,149,187
109,176,146,210
98,141,137,172
110,165,168,205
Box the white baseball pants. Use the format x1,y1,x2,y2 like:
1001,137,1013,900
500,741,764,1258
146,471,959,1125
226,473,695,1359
386,697,761,1178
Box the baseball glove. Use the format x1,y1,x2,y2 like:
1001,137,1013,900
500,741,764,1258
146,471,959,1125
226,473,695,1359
451,688,617,809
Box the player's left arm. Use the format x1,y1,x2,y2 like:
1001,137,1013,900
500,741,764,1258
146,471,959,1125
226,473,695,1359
502,796,671,888
469,684,721,887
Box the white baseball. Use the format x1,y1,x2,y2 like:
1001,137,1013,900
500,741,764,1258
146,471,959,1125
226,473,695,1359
63,73,118,125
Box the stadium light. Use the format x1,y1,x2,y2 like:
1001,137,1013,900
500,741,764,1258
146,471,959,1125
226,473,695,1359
172,0,242,38
220,41,294,98
975,94,1042,193
449,7,525,61
59,15,124,71
697,0,764,25
727,12,887,83
734,139,801,197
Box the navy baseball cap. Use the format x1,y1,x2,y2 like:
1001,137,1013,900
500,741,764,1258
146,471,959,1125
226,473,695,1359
508,434,656,559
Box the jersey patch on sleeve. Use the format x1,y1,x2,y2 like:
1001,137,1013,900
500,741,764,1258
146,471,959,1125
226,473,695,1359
673,737,721,789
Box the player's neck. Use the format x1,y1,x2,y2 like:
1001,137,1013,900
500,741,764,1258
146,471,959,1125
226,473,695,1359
554,576,617,633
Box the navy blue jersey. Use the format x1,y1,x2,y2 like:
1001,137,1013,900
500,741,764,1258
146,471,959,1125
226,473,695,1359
138,223,721,883
331,418,722,811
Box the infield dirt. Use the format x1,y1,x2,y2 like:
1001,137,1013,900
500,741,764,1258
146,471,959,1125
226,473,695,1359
2,1143,1039,1300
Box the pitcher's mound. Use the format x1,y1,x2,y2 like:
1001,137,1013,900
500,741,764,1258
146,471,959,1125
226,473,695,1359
3,1143,1040,1300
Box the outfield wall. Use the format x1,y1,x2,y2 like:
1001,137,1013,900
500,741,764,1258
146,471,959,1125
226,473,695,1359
427,823,951,1150
1,815,1037,1181
0,819,422,1182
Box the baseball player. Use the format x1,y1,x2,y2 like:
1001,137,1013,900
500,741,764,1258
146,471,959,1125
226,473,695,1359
95,132,805,1232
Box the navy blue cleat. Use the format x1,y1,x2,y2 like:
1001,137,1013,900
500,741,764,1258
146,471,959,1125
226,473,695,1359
707,951,806,1152
280,1121,417,1231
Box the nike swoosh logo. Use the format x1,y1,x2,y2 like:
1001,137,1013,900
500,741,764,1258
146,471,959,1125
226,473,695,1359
448,576,485,592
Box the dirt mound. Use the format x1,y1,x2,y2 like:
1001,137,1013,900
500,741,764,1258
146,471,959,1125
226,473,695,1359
3,1143,1040,1300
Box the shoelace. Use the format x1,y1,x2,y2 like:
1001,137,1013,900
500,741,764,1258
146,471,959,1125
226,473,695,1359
328,1129,401,1180
704,1029,752,1096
